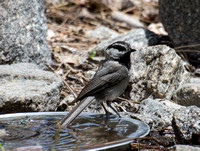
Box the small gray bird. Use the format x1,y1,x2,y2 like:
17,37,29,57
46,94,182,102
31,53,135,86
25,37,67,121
60,41,135,128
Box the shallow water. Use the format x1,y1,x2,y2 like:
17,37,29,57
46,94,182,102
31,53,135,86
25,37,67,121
0,112,149,150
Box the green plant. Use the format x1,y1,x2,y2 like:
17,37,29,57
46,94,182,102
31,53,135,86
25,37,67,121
89,49,96,58
0,143,5,151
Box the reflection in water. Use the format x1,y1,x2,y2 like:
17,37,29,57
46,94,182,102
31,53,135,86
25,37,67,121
0,113,146,150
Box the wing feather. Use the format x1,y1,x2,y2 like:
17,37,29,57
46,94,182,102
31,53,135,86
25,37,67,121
74,61,128,102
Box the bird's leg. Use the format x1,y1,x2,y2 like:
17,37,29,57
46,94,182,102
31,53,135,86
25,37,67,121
101,102,113,116
106,101,121,117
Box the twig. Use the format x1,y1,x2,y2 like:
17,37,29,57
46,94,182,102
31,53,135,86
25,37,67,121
130,142,167,150
176,49,200,53
175,43,200,49
118,97,140,104
46,64,77,98
113,102,127,112
62,79,77,98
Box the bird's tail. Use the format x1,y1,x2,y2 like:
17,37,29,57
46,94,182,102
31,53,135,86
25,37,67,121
60,96,95,128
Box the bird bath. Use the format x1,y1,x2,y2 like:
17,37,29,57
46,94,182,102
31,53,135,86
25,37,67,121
0,112,149,150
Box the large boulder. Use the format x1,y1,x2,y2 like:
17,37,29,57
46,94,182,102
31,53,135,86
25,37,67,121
159,0,200,66
159,0,200,47
0,63,62,113
130,45,189,101
0,0,51,68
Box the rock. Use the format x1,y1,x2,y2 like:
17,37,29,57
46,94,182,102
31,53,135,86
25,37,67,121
47,29,56,41
149,129,175,147
159,0,200,66
88,56,104,64
0,0,51,68
130,45,190,101
148,22,168,35
131,98,183,129
0,129,7,138
173,78,200,107
194,69,200,77
171,145,200,151
92,28,173,56
172,106,200,144
86,70,96,79
56,94,75,111
86,26,119,40
159,0,200,47
0,63,62,113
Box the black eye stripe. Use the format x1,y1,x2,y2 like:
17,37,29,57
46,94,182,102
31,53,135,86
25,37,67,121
106,41,130,51
111,45,126,51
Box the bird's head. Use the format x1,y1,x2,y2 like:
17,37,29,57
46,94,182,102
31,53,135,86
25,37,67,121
105,41,136,61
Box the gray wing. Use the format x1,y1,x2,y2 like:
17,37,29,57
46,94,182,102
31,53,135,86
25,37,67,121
74,61,128,102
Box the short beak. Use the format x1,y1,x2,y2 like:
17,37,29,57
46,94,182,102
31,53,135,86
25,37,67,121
130,48,136,52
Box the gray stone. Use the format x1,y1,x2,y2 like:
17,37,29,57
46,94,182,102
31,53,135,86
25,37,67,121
0,0,51,68
91,28,170,56
172,106,200,144
159,0,200,47
130,45,189,101
173,78,200,107
57,94,75,111
131,98,183,129
86,26,119,40
0,63,62,113
159,0,200,66
86,70,96,79
0,129,7,137
171,145,200,151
